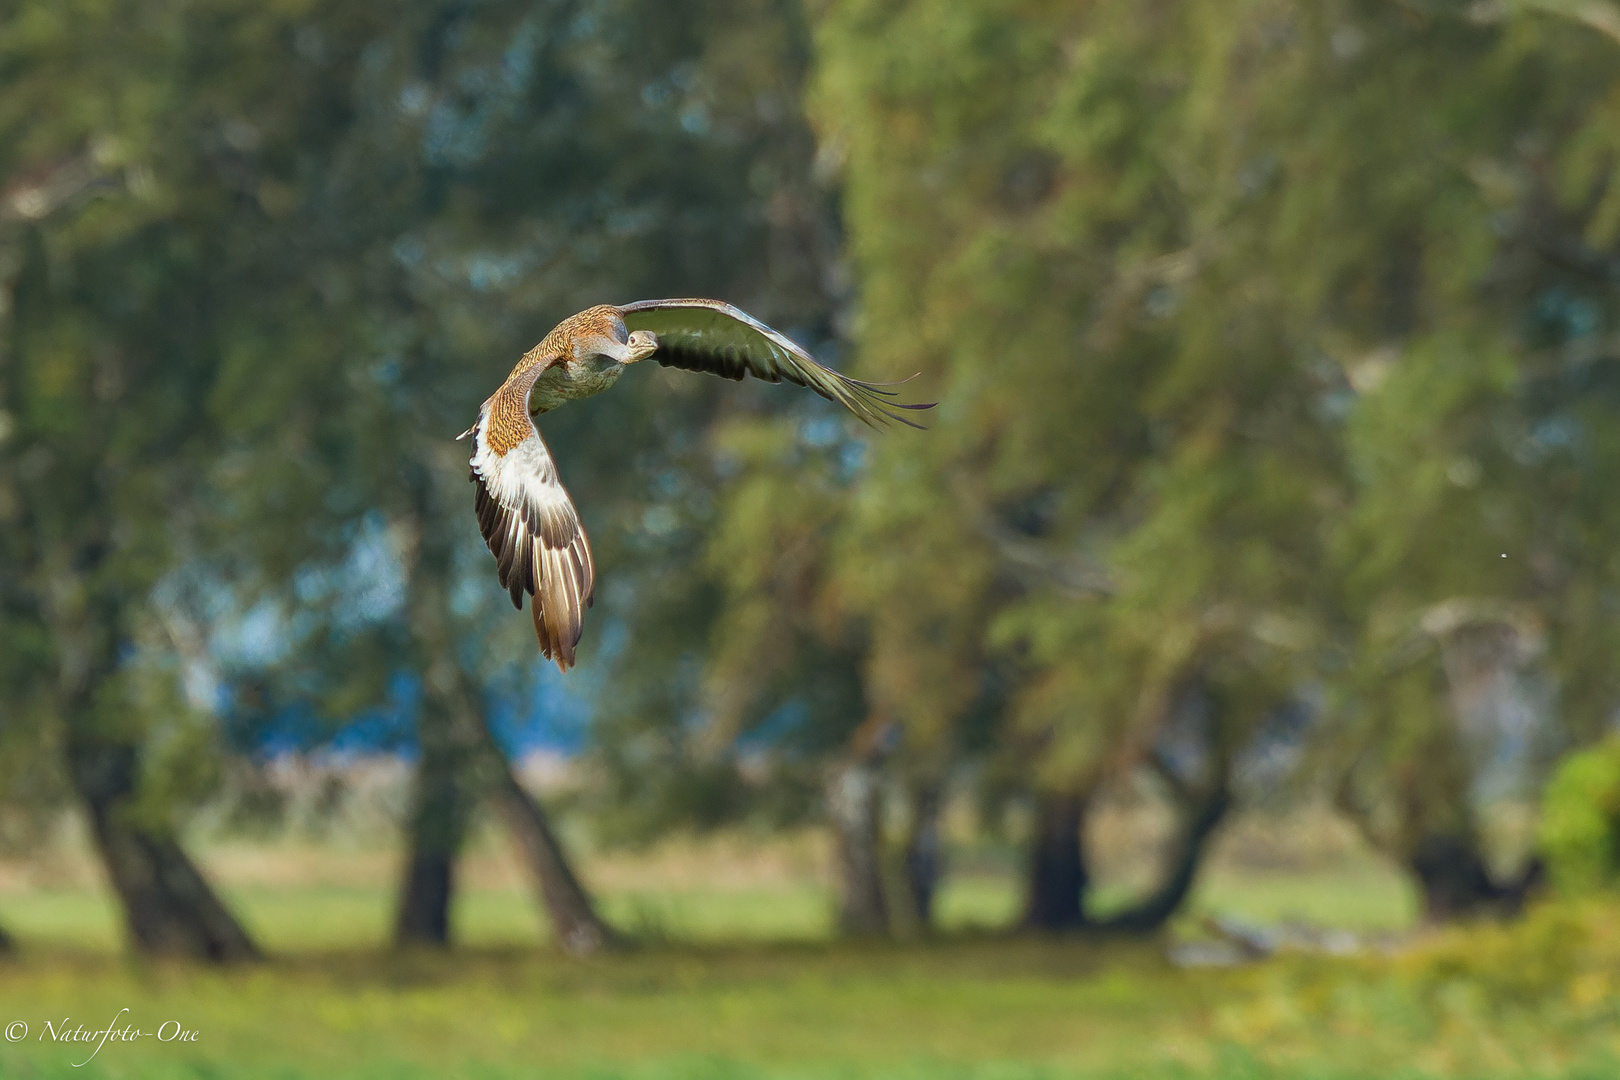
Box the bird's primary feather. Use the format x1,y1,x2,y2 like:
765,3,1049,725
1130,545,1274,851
618,298,934,428
467,368,594,670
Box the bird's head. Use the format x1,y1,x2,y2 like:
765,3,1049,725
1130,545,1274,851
624,329,659,364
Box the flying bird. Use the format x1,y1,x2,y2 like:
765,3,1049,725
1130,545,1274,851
461,299,932,670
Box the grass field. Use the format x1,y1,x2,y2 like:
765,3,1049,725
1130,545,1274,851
0,814,1606,1079
0,803,1421,952
0,912,1616,1080
0,865,1416,955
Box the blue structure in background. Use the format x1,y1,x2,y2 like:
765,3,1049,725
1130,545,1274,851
226,662,593,761
486,664,593,757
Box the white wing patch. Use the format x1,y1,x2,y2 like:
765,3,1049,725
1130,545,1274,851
467,407,595,670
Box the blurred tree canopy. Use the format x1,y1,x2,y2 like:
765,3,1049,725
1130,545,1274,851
671,0,1620,929
5,0,1620,959
0,0,837,956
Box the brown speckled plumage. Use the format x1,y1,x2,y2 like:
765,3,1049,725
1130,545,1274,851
482,374,540,457
464,299,933,671
508,305,622,378
484,305,625,455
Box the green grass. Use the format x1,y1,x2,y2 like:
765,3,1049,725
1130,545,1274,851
0,864,1414,954
0,888,123,951
1188,866,1419,931
0,925,1615,1080
0,940,1210,1079
0,842,1605,1079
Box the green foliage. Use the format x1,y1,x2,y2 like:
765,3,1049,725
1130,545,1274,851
784,0,1620,910
1541,737,1620,895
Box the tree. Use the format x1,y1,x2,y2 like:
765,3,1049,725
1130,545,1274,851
0,0,399,958
207,0,848,948
803,0,1295,934
801,0,1620,929
1193,0,1620,918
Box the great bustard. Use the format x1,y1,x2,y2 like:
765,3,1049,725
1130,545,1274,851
461,299,931,669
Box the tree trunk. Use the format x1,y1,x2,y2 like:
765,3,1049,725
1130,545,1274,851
901,783,944,930
1410,833,1497,920
392,538,615,957
1409,834,1545,922
393,849,456,945
394,668,617,954
1398,622,1546,922
46,574,258,963
1023,791,1088,931
1337,705,1546,923
392,498,489,948
827,758,889,935
491,763,617,955
1099,783,1230,934
66,737,259,962
393,674,479,948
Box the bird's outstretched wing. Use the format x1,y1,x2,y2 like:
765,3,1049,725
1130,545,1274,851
618,298,934,428
465,371,594,671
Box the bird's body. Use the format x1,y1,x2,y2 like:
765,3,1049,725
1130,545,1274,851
463,299,930,670
529,351,627,414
